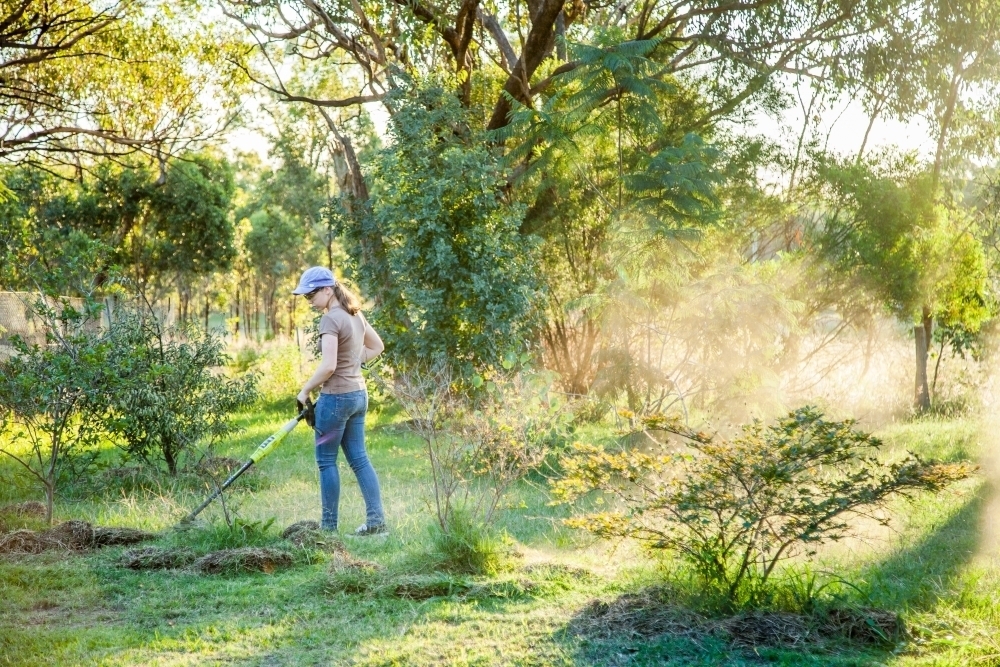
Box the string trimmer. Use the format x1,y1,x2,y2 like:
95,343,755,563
177,399,314,527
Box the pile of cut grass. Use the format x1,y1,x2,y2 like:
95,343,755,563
0,519,156,555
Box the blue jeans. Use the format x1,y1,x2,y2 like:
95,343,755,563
314,390,385,531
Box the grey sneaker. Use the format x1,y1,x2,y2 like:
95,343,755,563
354,523,389,536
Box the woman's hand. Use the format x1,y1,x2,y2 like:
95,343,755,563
296,389,310,406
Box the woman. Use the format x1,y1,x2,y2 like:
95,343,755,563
293,266,387,535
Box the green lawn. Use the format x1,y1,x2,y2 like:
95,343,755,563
1,404,998,666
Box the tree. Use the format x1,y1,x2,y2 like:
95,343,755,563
220,0,896,300
233,125,334,337
143,155,237,321
0,295,111,524
493,38,723,394
242,209,310,338
813,155,993,410
338,83,541,372
102,306,259,476
223,0,884,132
3,155,238,309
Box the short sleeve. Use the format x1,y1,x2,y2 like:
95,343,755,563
319,313,340,338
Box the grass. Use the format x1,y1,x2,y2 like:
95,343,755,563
1,402,999,665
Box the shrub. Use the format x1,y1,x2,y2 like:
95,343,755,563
102,305,259,475
385,362,569,573
552,406,974,608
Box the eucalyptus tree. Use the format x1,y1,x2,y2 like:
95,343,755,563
222,0,887,130
833,0,1000,408
220,0,896,244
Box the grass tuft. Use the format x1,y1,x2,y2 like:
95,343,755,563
430,509,520,576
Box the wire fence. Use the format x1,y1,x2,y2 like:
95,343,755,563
0,292,96,358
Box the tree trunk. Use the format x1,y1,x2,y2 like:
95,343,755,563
914,306,933,411
486,0,565,131
164,446,178,477
45,481,54,525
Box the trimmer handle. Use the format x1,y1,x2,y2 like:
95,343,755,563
296,397,315,428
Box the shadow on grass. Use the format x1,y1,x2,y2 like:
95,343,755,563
859,481,988,611
548,486,990,666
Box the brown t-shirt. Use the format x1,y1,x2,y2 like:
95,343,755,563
318,306,368,394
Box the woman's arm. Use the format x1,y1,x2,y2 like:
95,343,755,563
297,334,339,404
361,319,384,363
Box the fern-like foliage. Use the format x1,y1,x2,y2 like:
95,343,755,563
496,36,722,242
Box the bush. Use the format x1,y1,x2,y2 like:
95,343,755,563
102,305,259,475
384,362,569,573
552,406,974,608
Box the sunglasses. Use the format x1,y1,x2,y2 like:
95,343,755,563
303,288,322,300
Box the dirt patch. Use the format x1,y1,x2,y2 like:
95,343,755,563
191,547,294,575
121,546,198,570
92,527,157,547
0,501,46,518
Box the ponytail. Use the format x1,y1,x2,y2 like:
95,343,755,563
332,281,362,315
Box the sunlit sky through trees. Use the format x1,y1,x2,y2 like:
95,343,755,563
224,91,932,170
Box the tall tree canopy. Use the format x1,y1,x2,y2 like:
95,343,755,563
0,0,245,172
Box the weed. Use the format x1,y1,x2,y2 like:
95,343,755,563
430,509,519,576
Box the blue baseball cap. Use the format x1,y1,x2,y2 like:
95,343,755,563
292,266,337,295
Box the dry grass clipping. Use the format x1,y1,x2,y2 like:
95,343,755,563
570,588,706,641
0,520,94,554
571,589,906,650
1,521,156,555
819,607,906,645
281,520,320,540
191,547,294,575
720,612,815,648
0,530,67,555
92,527,157,547
121,547,198,570
281,520,380,569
